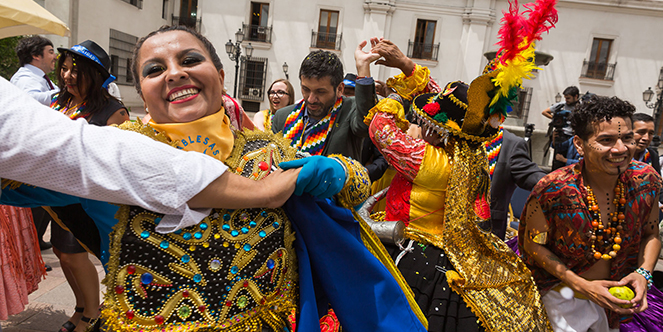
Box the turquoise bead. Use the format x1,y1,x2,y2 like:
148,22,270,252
194,232,202,239
243,244,251,251
259,231,266,238
160,240,169,249
181,255,190,263
249,221,257,228
140,231,150,239
222,224,230,231
231,230,239,237
199,222,208,230
241,227,249,234
193,274,202,283
183,232,192,240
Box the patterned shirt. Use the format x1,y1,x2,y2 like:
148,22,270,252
519,160,661,328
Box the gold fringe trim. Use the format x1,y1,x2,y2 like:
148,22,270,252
363,98,411,133
386,65,430,101
1,179,29,190
114,118,179,148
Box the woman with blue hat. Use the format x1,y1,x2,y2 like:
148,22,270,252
50,40,129,332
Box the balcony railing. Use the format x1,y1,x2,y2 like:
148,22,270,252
407,41,440,61
242,23,272,43
580,60,616,81
311,31,342,50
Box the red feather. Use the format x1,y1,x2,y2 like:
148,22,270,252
523,0,558,42
496,0,527,64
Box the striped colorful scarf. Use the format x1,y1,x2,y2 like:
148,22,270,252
640,149,651,164
485,127,503,178
282,98,342,155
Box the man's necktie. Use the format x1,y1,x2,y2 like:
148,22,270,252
44,75,54,90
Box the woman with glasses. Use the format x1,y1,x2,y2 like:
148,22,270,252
253,78,294,131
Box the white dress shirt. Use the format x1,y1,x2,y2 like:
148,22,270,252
0,77,226,230
9,64,59,105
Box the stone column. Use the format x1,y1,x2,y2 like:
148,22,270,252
363,0,396,81
456,0,495,82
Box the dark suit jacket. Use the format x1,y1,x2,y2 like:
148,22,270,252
271,82,375,161
490,129,546,239
645,147,661,174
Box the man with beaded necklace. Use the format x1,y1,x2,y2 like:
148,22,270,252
519,95,661,331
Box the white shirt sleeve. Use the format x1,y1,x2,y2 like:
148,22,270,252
9,66,58,106
0,77,226,227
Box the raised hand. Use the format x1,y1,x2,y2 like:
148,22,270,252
355,40,382,77
371,39,415,75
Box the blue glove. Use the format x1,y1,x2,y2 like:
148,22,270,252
279,156,347,198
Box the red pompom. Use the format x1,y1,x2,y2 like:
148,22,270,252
474,196,491,220
423,103,441,116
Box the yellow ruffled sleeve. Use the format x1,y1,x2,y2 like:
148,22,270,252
386,65,430,101
363,97,410,133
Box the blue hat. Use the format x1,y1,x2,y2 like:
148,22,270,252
58,40,116,88
342,73,356,88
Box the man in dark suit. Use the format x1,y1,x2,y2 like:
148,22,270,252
489,128,546,239
632,113,661,173
272,49,376,160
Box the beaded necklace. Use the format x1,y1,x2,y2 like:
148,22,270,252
51,98,89,120
585,182,625,260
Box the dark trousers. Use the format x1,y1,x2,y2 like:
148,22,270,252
30,207,51,242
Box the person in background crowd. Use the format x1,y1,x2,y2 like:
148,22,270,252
49,40,128,332
10,35,60,254
271,48,377,161
342,73,357,97
631,113,661,174
520,95,662,331
544,86,580,170
253,78,294,131
10,36,59,105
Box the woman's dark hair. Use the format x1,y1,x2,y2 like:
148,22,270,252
54,52,118,114
570,95,635,140
299,50,344,88
131,25,223,95
268,78,295,113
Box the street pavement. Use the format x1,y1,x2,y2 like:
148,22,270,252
1,229,105,332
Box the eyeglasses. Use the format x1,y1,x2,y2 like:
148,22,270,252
268,90,289,98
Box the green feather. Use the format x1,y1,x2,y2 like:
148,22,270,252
489,87,519,117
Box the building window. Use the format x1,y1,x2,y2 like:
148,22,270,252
408,19,439,60
241,101,261,113
509,87,533,122
239,56,268,102
162,0,168,19
120,0,142,9
109,29,138,85
312,10,341,50
178,0,198,29
581,38,616,80
243,2,272,43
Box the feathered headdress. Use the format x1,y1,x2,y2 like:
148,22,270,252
488,0,558,125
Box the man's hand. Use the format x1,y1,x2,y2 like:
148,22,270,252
620,272,649,313
574,279,638,315
371,38,415,75
355,40,381,77
279,156,346,198
555,154,567,163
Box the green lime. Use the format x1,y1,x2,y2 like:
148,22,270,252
609,286,634,308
